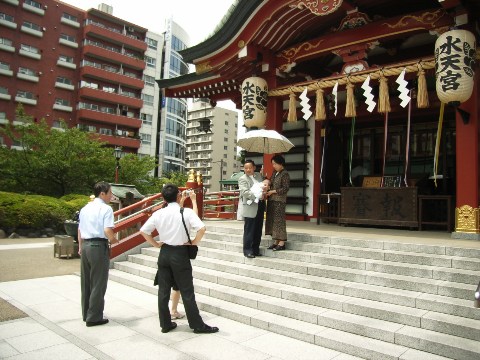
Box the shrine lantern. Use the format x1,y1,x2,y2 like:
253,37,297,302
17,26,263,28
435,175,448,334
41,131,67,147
241,77,268,129
435,30,476,105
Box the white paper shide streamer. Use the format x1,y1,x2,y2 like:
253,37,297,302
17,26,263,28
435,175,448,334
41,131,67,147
332,82,338,116
396,69,411,108
361,75,376,112
299,87,312,120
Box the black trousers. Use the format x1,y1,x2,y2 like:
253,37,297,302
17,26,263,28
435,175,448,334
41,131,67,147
243,200,265,255
81,240,109,322
157,244,204,330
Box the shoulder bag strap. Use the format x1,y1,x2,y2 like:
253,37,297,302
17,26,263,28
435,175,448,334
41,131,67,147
180,208,192,244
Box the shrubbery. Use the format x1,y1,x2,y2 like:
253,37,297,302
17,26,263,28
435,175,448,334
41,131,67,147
0,192,89,233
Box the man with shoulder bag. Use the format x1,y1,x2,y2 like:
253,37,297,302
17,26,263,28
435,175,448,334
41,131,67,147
140,184,218,334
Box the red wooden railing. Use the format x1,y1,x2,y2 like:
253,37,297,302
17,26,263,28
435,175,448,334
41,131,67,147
203,191,240,219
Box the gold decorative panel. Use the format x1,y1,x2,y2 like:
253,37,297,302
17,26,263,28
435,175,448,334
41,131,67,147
455,205,480,233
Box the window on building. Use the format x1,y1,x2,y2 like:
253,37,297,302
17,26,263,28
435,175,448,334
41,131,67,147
62,12,78,22
52,120,64,129
58,55,74,63
20,44,39,54
0,87,8,95
23,21,41,31
141,94,154,106
0,13,15,23
166,98,187,118
224,146,228,150
99,127,112,135
25,0,42,9
146,37,157,50
103,85,115,93
140,133,151,144
56,76,72,85
140,113,152,125
224,129,228,134
223,154,227,158
60,33,75,42
0,37,12,46
169,53,188,75
55,98,70,106
145,56,156,68
171,35,186,52
143,74,155,86
16,90,35,99
0,112,6,120
18,67,36,76
224,137,228,142
0,62,10,70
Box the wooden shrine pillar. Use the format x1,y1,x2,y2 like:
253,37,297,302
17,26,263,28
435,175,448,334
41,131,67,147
453,70,480,239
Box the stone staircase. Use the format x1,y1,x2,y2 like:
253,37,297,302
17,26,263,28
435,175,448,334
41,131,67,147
109,223,480,360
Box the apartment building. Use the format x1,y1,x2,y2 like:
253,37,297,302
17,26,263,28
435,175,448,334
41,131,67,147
186,98,241,192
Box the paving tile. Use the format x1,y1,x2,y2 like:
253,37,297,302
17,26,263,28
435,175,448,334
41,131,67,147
103,298,156,324
207,316,268,343
0,339,20,358
243,331,341,360
96,333,192,360
171,333,271,360
5,329,68,353
0,318,45,340
29,299,81,323
5,343,92,360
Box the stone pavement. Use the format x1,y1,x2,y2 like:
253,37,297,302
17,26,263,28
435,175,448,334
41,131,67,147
0,275,360,360
0,235,361,360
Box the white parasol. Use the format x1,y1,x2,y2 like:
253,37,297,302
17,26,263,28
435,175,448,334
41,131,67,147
237,129,294,154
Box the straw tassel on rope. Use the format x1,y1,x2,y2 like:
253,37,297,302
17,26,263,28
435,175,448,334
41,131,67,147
315,88,326,121
287,92,297,122
416,67,429,109
345,82,356,118
378,75,391,114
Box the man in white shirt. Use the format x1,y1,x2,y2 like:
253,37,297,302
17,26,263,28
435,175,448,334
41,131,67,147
140,184,218,334
78,181,118,327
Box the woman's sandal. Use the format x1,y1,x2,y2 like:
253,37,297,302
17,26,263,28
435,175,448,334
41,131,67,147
273,245,286,251
267,244,277,250
170,311,185,319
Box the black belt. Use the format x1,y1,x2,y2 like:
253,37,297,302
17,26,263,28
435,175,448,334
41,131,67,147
84,238,108,242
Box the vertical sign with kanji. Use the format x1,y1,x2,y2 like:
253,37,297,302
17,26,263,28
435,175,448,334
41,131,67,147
241,77,268,129
435,30,476,104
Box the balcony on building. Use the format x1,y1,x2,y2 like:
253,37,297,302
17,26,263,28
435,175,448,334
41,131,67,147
84,18,147,53
77,104,142,129
22,0,45,16
60,14,80,29
0,87,11,101
0,12,17,29
2,0,20,6
53,104,73,112
83,40,146,70
79,86,143,109
57,58,76,69
19,46,41,60
15,95,37,106
59,37,79,49
0,38,15,53
98,133,141,149
20,22,43,38
80,62,144,89
55,80,74,91
17,69,39,83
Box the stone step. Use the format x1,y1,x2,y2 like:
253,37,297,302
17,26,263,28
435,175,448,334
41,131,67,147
204,231,480,272
114,257,480,341
125,251,480,321
108,269,456,360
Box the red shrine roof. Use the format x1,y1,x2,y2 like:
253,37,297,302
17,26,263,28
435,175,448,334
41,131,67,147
157,0,478,106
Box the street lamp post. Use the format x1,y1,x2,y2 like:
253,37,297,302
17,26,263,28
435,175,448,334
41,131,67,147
114,147,122,183
211,159,224,191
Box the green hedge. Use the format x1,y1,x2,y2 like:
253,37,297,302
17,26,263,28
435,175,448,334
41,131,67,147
0,192,89,231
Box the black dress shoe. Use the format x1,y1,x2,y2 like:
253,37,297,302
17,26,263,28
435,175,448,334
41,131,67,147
245,254,255,258
267,244,277,250
86,319,109,327
254,253,263,257
161,322,177,333
193,324,219,334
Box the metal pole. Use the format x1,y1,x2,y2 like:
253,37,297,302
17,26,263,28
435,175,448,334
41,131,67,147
115,159,119,183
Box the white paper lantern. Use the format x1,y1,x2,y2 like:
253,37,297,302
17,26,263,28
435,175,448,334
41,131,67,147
241,77,268,129
435,30,476,104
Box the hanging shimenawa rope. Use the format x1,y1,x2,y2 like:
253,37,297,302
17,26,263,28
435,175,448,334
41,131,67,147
348,117,356,186
433,103,445,188
416,65,430,109
315,88,326,121
268,58,435,97
287,92,297,122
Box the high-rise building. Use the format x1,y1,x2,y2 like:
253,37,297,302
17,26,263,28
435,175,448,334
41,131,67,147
186,98,241,192
0,1,197,179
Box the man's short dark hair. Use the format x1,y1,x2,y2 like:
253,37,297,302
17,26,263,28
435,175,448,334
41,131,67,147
162,183,179,203
244,159,255,166
94,181,111,197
